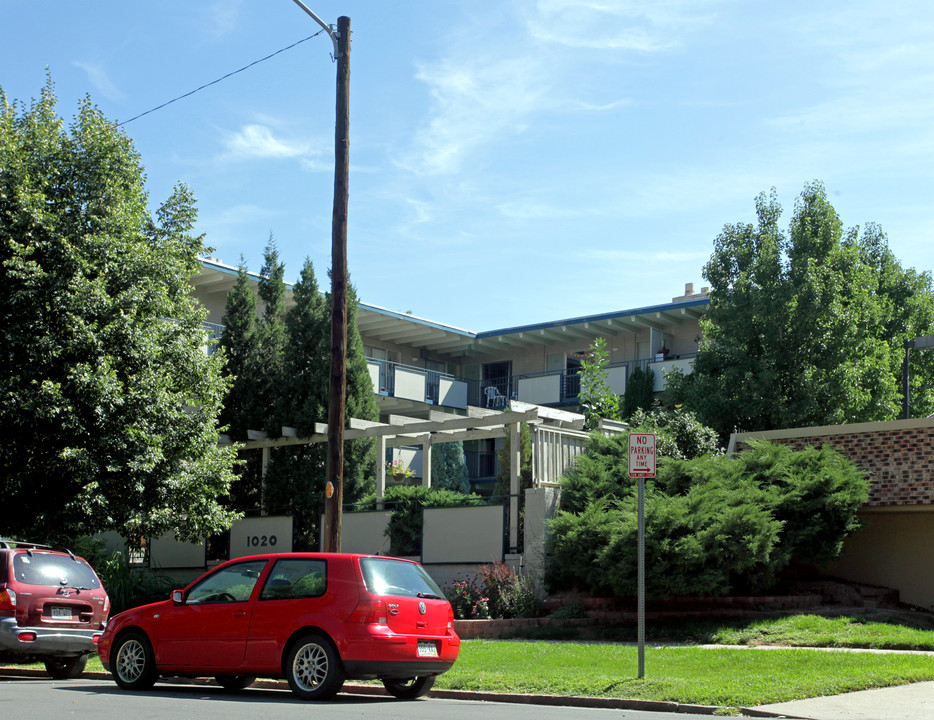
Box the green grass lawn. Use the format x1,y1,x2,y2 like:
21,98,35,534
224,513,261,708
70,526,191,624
438,639,934,708
8,614,934,710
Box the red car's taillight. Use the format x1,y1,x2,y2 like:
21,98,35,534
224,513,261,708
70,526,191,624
103,594,110,616
347,597,388,625
447,604,454,629
0,588,16,616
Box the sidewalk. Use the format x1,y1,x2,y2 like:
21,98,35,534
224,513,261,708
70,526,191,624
749,680,934,719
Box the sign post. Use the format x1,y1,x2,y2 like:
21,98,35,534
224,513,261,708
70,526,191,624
628,432,655,679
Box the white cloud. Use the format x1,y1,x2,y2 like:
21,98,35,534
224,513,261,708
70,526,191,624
72,61,123,102
220,124,319,162
524,0,718,51
397,54,548,176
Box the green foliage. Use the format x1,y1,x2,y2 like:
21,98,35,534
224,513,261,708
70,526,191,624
255,237,288,433
676,182,934,437
218,261,260,442
578,338,621,430
0,79,239,545
628,406,722,460
621,366,655,418
431,441,470,492
548,439,869,598
445,562,541,619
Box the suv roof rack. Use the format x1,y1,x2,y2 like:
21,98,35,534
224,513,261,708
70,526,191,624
0,539,55,551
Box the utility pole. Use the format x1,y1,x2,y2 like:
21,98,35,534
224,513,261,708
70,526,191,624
291,3,350,553
324,15,351,553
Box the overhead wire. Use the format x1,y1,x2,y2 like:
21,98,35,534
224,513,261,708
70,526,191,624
117,30,327,127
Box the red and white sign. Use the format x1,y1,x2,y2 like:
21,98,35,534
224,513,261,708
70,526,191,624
628,433,656,478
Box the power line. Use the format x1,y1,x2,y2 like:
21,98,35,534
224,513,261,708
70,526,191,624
117,30,326,127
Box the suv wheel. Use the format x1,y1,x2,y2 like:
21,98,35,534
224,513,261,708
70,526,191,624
44,654,89,679
383,675,436,699
112,631,158,691
285,633,344,700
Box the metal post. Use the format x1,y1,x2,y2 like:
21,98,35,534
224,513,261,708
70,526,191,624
637,475,645,678
903,339,911,420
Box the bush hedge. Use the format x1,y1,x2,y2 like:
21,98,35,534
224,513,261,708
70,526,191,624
547,439,869,598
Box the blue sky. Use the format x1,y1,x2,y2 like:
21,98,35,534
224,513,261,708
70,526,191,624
4,1,933,331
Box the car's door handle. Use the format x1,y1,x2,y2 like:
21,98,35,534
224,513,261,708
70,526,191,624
233,610,247,618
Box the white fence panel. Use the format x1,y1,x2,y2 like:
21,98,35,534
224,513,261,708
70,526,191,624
148,533,205,569
533,426,588,487
422,505,505,564
341,510,393,555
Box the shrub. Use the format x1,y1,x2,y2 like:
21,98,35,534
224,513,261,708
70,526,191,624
445,562,541,619
547,440,869,598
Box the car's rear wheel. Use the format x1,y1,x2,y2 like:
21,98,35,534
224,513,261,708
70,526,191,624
44,653,88,679
112,631,158,691
383,675,436,699
285,632,344,700
214,675,256,691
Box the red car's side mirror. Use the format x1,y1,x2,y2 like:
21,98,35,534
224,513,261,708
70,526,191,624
171,589,184,603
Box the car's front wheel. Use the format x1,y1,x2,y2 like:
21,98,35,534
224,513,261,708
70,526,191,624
285,633,344,700
112,631,158,691
214,675,256,691
44,653,88,679
383,675,436,699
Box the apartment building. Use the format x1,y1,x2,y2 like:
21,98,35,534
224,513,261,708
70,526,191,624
191,258,709,490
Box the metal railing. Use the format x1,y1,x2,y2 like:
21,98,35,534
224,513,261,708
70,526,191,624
366,357,467,406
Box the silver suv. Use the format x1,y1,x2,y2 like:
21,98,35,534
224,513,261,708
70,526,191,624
0,540,110,678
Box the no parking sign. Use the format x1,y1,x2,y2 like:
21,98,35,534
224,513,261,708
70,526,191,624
628,432,656,478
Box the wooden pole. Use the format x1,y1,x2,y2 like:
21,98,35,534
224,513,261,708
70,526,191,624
324,15,351,553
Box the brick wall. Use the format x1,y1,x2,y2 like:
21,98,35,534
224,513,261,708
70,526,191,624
732,418,934,507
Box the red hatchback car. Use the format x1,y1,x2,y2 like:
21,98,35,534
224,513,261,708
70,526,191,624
98,552,460,700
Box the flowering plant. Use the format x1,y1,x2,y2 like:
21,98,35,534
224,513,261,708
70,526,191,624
471,597,490,619
387,459,415,479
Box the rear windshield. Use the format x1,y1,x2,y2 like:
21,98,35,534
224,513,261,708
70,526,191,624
359,557,445,599
12,553,101,589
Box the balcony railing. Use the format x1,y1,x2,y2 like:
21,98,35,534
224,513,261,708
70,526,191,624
481,354,697,408
366,357,469,409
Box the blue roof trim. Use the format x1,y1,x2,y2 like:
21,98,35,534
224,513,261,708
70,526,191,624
475,297,710,338
200,258,707,339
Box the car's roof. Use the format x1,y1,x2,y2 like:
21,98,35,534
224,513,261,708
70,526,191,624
224,552,409,563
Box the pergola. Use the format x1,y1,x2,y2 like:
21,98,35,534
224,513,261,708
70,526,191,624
233,401,594,549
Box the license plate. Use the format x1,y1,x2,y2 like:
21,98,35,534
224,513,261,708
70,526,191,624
51,607,72,619
417,641,438,657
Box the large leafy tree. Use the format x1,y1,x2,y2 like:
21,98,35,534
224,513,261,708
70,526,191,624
0,81,239,544
676,182,934,437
